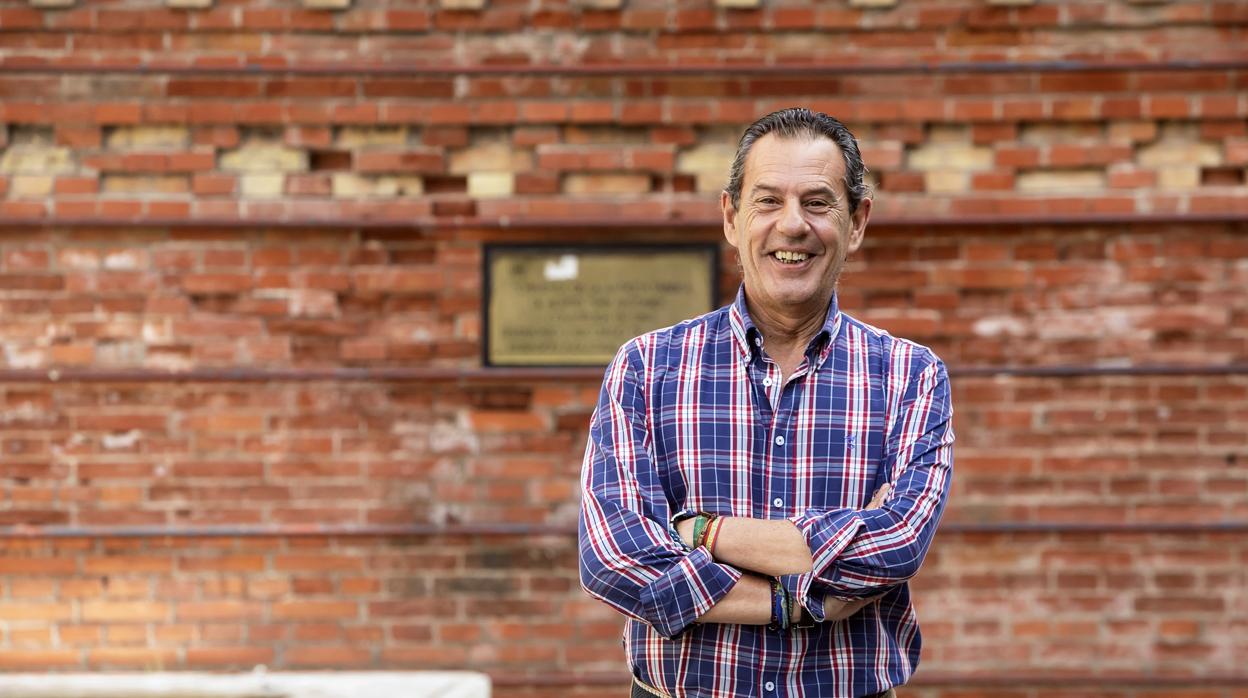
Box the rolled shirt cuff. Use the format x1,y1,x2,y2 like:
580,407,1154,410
638,545,743,639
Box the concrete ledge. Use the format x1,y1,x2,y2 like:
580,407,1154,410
0,672,490,698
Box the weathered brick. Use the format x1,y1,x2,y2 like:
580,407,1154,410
331,173,423,198
239,173,285,199
335,126,408,148
1016,169,1106,192
105,126,190,150
449,133,533,173
467,172,514,198
219,140,308,172
676,140,736,193
564,173,651,195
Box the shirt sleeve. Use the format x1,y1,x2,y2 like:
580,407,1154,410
786,354,954,619
578,343,743,639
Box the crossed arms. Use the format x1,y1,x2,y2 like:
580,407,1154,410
578,344,954,638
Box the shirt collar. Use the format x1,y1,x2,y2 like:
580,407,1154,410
728,285,843,366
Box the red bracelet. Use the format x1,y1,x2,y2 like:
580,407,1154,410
704,517,725,558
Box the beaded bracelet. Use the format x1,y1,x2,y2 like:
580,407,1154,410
769,577,790,632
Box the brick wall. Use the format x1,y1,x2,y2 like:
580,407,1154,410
1,0,1246,695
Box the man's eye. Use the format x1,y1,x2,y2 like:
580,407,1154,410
758,197,780,205
806,200,829,209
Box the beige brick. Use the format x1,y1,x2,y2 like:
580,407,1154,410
467,172,514,199
0,147,74,175
240,173,286,199
302,0,349,7
450,134,533,174
106,126,190,149
714,0,760,7
331,173,422,198
9,175,53,198
102,175,187,194
987,0,1035,5
1016,170,1105,192
848,0,897,6
166,0,212,8
923,171,969,194
909,142,994,172
564,173,651,195
677,141,736,193
1137,126,1221,168
577,0,624,7
336,127,408,148
440,0,486,8
1156,167,1200,190
29,0,76,7
927,125,969,144
220,140,307,173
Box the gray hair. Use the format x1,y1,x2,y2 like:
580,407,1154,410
724,107,869,214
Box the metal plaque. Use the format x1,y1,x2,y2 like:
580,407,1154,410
484,245,719,366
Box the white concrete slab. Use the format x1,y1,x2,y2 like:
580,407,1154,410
0,671,490,698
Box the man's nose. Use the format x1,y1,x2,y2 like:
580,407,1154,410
777,198,808,236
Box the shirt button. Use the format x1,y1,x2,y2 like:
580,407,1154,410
764,681,776,692
763,378,772,387
753,337,762,347
772,497,784,508
774,435,785,446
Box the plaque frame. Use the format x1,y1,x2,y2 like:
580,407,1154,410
482,243,721,368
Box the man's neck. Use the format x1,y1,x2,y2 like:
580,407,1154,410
745,295,830,363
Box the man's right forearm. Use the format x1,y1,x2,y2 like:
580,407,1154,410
695,574,876,626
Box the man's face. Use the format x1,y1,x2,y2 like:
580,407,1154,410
721,133,871,319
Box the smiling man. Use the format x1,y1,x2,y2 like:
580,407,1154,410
579,108,955,698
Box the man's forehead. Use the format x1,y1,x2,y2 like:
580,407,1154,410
743,133,846,189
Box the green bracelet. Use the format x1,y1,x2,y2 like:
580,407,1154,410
691,514,710,549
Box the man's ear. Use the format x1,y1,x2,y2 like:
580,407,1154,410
720,190,738,249
847,196,871,254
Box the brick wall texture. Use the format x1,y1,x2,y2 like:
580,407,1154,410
0,0,1246,695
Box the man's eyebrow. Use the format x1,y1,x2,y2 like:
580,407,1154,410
749,182,840,200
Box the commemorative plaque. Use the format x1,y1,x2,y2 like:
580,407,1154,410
484,245,719,366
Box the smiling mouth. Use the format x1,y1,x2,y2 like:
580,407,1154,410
772,250,811,264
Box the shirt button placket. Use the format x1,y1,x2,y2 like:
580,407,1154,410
764,680,776,692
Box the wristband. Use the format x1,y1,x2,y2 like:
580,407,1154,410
691,514,709,550
703,517,725,559
692,513,718,549
769,577,790,632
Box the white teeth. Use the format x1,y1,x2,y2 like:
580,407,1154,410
773,250,809,263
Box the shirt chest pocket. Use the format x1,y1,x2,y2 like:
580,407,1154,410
801,409,889,511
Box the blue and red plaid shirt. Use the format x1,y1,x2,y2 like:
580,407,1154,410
579,287,954,697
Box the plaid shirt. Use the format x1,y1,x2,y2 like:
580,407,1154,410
578,287,954,698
